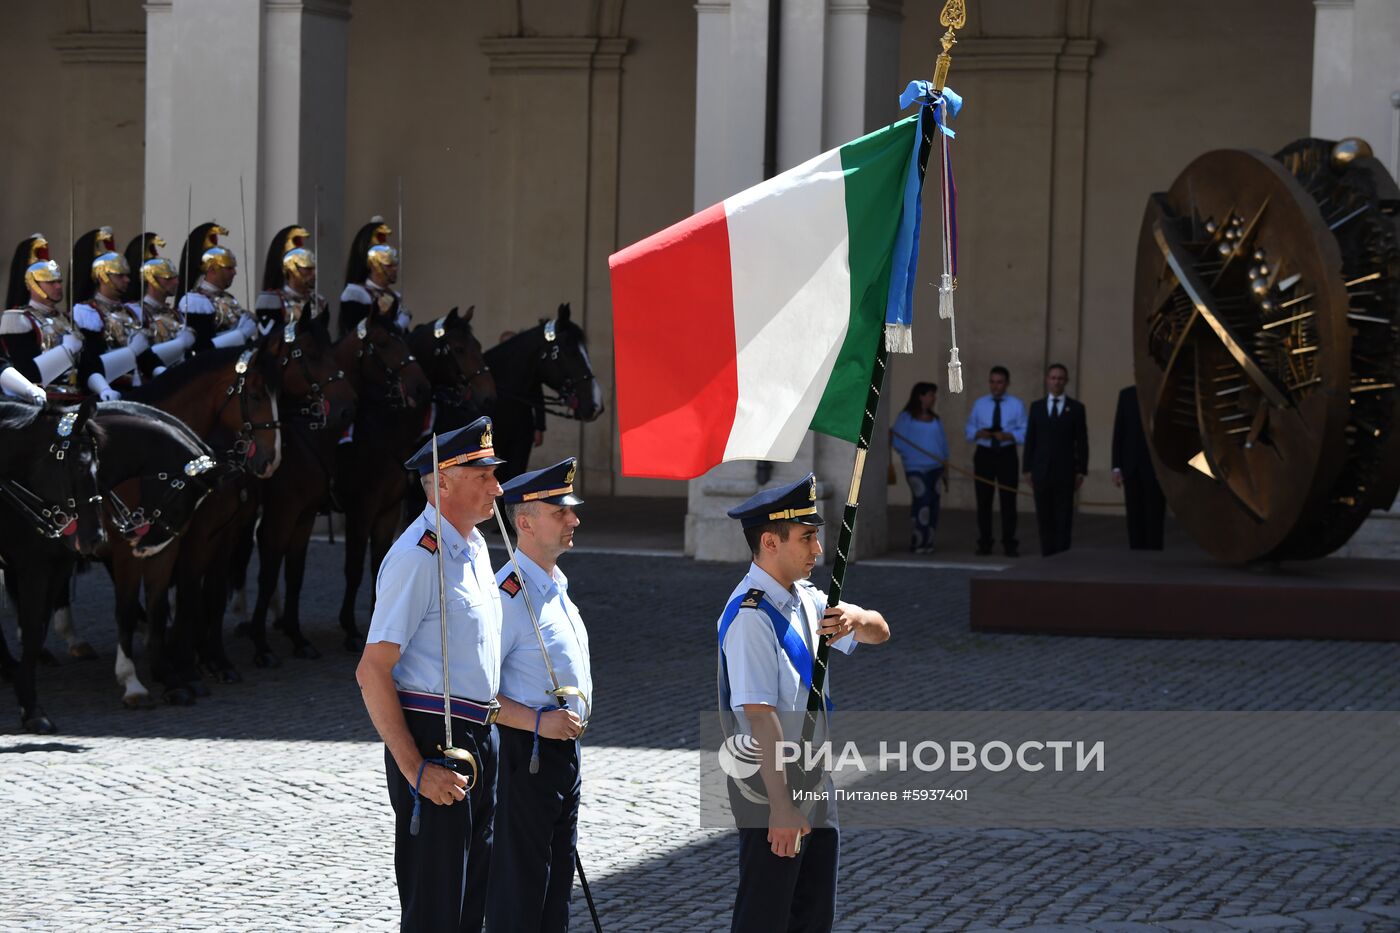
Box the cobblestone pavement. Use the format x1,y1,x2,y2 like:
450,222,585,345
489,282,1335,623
2,542,1399,931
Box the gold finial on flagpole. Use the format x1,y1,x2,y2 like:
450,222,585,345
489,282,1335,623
933,0,967,92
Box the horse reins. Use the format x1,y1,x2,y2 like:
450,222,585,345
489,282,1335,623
280,321,346,431
0,410,102,540
495,323,597,422
214,348,282,465
354,318,416,409
104,454,218,543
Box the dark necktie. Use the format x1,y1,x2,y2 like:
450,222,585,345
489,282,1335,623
990,397,1002,447
1053,398,1062,418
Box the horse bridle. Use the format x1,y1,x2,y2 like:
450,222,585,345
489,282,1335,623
355,318,416,408
104,454,217,543
0,410,103,540
430,315,490,406
214,348,282,465
499,322,597,421
281,321,346,431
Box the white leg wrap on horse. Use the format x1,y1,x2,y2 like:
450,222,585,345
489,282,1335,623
52,606,78,647
115,645,149,702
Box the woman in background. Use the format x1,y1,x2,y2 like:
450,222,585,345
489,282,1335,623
892,381,949,553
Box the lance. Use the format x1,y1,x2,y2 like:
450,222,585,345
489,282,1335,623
179,184,193,301
67,179,74,315
793,0,967,845
239,176,253,313
490,501,602,932
397,175,405,302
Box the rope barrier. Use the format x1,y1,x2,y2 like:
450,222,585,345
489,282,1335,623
890,427,1123,509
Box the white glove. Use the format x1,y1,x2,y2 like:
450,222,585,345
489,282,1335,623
153,366,167,377
395,310,412,331
212,329,248,349
237,314,258,339
61,333,83,355
127,332,150,355
87,372,122,401
0,366,46,404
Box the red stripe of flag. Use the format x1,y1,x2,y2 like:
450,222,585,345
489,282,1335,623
610,202,739,479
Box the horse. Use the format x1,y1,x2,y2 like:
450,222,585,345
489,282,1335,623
0,398,106,733
123,345,287,686
483,302,604,482
331,315,441,651
92,401,240,708
408,305,497,433
241,317,410,665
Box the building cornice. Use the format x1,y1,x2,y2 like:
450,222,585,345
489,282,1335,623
480,36,631,73
50,31,145,65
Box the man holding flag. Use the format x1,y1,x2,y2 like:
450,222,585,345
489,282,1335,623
718,473,889,932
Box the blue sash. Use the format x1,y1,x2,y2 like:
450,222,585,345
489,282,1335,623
718,588,833,711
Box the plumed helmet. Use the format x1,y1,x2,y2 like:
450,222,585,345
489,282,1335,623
92,251,132,287
262,225,311,291
282,247,316,278
123,232,166,300
141,257,178,290
201,246,238,274
70,227,118,304
180,222,230,292
6,234,50,308
345,217,393,284
24,260,64,296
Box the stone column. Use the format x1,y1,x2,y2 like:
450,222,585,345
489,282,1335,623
143,0,348,304
685,0,903,562
1313,0,1400,555
477,22,630,496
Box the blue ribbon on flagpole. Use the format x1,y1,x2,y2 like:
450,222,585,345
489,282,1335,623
884,82,962,346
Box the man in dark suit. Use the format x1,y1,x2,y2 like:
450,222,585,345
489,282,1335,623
1022,364,1089,556
1111,384,1166,550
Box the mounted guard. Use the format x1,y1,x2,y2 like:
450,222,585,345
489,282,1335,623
0,234,79,402
124,232,192,375
258,224,330,338
178,222,255,352
340,217,409,336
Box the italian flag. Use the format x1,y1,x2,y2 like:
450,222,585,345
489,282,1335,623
610,115,921,480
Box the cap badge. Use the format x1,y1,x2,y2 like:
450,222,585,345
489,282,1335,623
480,425,493,449
565,463,576,485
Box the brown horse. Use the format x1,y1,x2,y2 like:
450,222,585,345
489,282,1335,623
331,317,438,650
240,318,420,664
93,401,239,707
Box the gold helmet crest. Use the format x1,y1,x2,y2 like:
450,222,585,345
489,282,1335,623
142,257,178,289
282,247,316,275
24,259,63,293
92,251,131,285
202,246,237,272
366,243,399,276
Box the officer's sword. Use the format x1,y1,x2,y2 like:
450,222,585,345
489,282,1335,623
490,502,602,933
431,433,479,786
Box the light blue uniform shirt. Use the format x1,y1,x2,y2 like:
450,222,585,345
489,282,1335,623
496,552,593,721
965,393,1027,448
718,563,856,716
367,504,502,703
892,411,949,471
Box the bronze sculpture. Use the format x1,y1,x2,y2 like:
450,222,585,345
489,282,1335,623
1133,138,1400,561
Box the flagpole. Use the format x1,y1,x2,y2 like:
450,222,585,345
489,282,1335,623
802,0,965,719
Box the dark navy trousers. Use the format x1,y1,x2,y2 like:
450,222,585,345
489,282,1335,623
386,711,497,933
486,724,581,932
732,825,839,932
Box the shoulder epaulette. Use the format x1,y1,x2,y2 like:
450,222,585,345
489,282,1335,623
341,283,371,304
500,572,522,598
740,587,763,610
0,309,30,336
415,530,437,554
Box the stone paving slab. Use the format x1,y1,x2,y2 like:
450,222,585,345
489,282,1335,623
1,544,1398,931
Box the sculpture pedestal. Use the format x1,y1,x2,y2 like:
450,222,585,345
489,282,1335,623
970,549,1400,641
